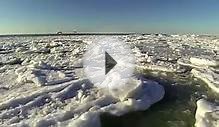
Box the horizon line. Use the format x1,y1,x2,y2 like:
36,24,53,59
0,32,138,37
0,32,219,37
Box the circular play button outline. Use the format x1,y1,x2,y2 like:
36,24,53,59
83,37,135,91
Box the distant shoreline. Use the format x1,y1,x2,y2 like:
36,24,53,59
0,33,218,38
0,32,139,37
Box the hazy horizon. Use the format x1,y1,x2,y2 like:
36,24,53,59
1,0,219,35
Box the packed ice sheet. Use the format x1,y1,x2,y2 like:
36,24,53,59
0,34,219,127
0,35,165,127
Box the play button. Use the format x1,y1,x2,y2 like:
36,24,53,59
83,37,135,91
105,51,117,74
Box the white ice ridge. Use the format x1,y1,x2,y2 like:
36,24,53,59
2,77,164,127
15,61,77,87
195,99,219,127
176,55,219,94
192,69,219,93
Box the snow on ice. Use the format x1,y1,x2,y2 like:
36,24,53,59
0,34,219,127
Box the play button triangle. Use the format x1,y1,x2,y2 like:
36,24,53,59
105,51,117,74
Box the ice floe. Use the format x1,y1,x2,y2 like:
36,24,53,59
195,99,219,127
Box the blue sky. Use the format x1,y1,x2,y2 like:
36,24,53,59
0,0,219,34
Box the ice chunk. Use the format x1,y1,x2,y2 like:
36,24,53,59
195,99,219,127
191,69,219,93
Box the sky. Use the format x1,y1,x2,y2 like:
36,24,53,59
0,0,219,34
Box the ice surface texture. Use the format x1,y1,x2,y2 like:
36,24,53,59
0,35,165,127
0,34,219,127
